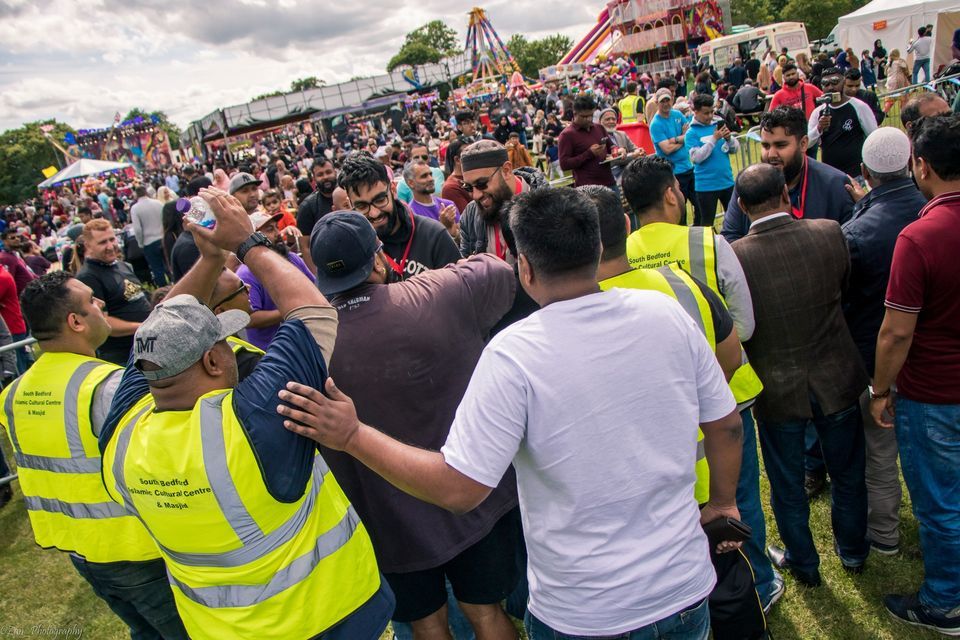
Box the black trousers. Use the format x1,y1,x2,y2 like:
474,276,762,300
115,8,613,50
696,187,734,228
676,169,701,227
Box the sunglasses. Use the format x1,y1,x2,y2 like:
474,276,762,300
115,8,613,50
461,166,503,193
212,282,249,309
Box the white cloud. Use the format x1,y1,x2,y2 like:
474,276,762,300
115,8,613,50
0,0,597,133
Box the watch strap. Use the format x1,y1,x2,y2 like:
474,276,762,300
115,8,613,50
236,232,269,263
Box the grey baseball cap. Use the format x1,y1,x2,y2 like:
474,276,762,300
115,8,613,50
228,172,259,195
133,294,249,381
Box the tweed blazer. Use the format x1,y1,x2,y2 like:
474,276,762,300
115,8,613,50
732,215,868,422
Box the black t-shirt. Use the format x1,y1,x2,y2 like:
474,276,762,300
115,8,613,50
169,231,200,282
76,259,151,364
295,190,333,235
820,101,867,177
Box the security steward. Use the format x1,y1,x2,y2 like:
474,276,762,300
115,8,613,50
0,271,187,639
99,187,393,640
620,157,784,615
618,81,645,125
585,184,768,639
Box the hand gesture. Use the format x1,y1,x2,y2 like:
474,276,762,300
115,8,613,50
590,143,606,158
196,187,255,252
713,126,725,141
818,113,832,133
277,378,360,451
870,392,896,428
186,219,228,263
681,121,690,134
617,146,627,158
439,204,458,229
720,125,732,140
629,148,646,159
845,176,867,203
700,501,743,554
280,225,302,242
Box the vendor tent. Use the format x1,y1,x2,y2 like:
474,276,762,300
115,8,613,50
836,0,956,64
933,5,960,69
37,159,132,189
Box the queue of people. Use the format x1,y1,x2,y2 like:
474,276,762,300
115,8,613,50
1,96,959,640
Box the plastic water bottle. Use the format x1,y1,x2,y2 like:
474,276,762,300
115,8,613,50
176,197,216,229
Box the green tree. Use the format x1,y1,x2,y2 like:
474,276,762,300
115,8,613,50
252,89,285,101
0,120,75,204
731,0,774,26
780,0,862,39
387,19,460,71
123,108,181,149
290,76,323,92
507,33,574,78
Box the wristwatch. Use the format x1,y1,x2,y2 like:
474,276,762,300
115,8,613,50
235,232,270,263
868,385,891,400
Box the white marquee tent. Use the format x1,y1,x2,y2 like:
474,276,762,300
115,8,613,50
37,159,132,189
837,0,957,63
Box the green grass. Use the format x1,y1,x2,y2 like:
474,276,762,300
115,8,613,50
0,432,939,640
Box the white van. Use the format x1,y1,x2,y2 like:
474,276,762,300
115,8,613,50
698,22,812,69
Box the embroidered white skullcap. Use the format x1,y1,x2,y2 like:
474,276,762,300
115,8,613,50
862,127,911,174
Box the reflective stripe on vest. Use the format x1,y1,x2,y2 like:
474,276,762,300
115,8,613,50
659,266,707,339
23,495,129,519
113,393,361,607
687,226,710,288
227,336,265,356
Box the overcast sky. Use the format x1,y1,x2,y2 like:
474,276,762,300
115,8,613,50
0,0,599,133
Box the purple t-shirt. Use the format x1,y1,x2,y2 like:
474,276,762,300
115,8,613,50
237,252,314,349
409,196,460,222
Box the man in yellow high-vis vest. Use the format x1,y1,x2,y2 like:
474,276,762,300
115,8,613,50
620,156,784,614
0,271,188,639
99,188,392,640
618,81,645,125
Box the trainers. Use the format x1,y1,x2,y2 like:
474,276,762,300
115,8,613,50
870,539,900,556
885,593,960,636
762,575,786,615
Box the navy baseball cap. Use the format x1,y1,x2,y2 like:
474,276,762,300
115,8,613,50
310,212,381,297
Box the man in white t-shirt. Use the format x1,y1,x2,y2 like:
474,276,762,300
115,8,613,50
907,26,933,84
277,188,745,638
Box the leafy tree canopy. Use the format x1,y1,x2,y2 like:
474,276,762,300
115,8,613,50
0,120,75,204
388,20,460,71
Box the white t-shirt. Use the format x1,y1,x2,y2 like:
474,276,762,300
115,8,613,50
441,289,736,635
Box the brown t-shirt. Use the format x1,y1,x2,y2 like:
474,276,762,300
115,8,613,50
326,254,518,573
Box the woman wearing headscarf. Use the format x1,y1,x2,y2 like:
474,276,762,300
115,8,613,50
884,49,910,114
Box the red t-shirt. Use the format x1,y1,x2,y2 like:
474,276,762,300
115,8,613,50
769,81,823,118
885,191,960,404
0,266,26,335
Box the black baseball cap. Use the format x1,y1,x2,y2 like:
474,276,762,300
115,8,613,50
310,212,381,297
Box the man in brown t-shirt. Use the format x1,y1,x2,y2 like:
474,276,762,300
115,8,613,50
309,211,521,639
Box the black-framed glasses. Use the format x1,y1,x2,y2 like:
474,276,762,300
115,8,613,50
351,190,391,214
462,166,503,193
212,282,249,309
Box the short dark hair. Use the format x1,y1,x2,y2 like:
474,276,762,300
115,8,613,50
735,164,786,213
573,94,596,112
621,156,676,215
187,176,212,196
456,110,474,124
20,271,78,341
626,81,638,93
508,188,600,278
77,205,92,217
312,157,334,172
760,107,807,140
844,68,862,81
692,94,714,111
782,62,798,74
657,76,678,90
337,151,388,194
135,186,147,198
913,114,960,180
821,66,842,79
577,185,627,261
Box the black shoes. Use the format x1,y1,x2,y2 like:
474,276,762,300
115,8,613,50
767,545,822,587
804,469,827,500
885,593,960,636
0,482,12,510
833,541,866,575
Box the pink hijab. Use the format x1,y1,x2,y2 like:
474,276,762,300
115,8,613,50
213,168,230,191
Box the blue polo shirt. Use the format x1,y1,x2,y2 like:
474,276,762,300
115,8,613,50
650,109,693,175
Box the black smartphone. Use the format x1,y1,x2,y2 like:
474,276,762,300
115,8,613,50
702,516,752,546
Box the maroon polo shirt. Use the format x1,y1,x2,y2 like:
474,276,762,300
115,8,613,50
558,122,616,187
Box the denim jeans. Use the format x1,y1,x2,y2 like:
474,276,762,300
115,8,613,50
142,240,169,287
757,401,869,574
895,397,960,612
912,58,931,84
69,556,188,640
737,409,776,602
525,598,709,640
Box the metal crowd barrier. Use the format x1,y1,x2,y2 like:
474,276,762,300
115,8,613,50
0,337,37,488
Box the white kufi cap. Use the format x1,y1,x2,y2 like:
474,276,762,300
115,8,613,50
862,127,911,174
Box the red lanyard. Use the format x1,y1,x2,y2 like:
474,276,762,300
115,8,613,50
382,211,416,276
792,160,809,219
493,223,507,261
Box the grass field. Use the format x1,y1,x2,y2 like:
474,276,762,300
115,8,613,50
0,431,939,640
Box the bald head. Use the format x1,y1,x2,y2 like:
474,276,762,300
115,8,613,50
736,164,790,218
901,93,951,135
331,187,351,212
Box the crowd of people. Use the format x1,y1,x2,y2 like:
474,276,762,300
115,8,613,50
0,36,959,640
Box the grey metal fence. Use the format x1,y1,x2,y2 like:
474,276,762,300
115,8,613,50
0,337,36,487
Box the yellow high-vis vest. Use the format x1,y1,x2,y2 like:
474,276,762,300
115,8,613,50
626,222,764,406
102,390,381,640
226,336,265,356
0,352,159,563
600,264,714,504
618,94,644,124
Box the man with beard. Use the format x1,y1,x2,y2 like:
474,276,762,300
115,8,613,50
558,95,617,188
236,211,315,350
397,144,445,204
599,108,644,186
404,159,460,241
722,108,855,243
807,68,877,179
295,158,338,236
338,152,460,280
769,64,822,119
